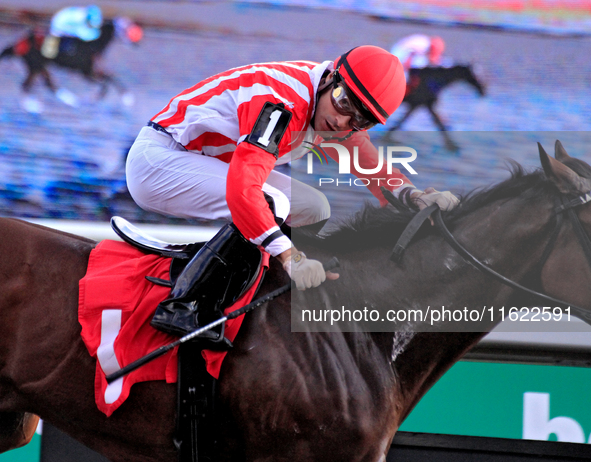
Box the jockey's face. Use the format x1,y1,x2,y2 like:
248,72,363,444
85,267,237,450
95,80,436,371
314,72,376,133
314,74,352,133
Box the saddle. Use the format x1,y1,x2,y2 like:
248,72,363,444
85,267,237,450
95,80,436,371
111,216,204,260
111,216,210,288
110,216,217,462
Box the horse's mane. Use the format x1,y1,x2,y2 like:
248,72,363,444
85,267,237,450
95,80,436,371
296,159,591,253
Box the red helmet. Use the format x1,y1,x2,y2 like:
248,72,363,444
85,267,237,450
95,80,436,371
428,36,445,64
333,46,405,125
127,24,143,43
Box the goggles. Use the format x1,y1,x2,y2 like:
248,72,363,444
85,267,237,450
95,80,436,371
331,71,377,131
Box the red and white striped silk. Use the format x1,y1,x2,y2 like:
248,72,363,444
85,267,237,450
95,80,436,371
150,60,413,255
152,61,324,255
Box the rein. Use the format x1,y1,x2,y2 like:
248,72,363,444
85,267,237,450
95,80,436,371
388,192,591,325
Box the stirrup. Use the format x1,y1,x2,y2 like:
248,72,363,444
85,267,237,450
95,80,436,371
151,303,233,351
194,321,233,351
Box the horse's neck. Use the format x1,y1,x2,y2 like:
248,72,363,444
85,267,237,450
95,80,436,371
391,331,486,424
94,23,115,50
438,68,464,87
291,196,555,426
368,197,554,424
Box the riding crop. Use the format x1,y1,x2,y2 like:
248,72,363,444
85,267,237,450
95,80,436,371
106,257,340,384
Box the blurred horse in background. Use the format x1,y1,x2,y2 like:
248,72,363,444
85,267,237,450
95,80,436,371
0,17,142,112
387,64,486,151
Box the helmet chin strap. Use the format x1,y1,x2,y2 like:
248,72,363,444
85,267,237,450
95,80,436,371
321,131,356,142
317,72,333,95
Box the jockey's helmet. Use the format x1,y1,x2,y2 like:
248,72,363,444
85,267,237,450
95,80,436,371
86,5,103,29
127,24,143,43
114,17,144,44
428,36,445,64
333,46,405,125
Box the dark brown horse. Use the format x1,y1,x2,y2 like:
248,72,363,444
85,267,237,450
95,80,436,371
1,141,590,461
0,18,141,108
386,64,486,151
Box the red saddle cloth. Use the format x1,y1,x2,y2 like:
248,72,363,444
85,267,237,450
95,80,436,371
78,239,268,417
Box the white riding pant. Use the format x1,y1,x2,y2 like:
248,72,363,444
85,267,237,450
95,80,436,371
126,126,330,228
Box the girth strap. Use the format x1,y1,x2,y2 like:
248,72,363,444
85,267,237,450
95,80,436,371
175,342,217,462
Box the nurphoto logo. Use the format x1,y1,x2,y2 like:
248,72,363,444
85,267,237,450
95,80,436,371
302,134,418,189
302,140,329,165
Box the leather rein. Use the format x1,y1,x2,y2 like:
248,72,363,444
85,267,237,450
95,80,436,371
388,191,591,325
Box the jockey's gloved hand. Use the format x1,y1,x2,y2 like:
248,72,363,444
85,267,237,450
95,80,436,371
411,187,459,211
283,251,326,291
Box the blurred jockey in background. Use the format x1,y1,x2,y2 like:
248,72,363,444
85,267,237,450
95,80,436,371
42,5,103,58
50,5,103,41
390,34,446,80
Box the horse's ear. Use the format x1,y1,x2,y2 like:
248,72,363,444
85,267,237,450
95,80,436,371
539,142,591,194
538,142,552,171
554,140,571,162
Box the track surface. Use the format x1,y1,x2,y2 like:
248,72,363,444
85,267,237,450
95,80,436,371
0,2,589,224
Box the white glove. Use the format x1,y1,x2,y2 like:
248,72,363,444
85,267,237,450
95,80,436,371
412,187,459,211
283,252,326,291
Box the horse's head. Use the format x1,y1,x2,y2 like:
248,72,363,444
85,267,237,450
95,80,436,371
113,17,143,45
455,64,486,96
538,141,591,311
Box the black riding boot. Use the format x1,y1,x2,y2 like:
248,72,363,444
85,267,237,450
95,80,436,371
151,223,262,349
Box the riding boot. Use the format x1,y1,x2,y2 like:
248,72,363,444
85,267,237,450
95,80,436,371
151,223,261,350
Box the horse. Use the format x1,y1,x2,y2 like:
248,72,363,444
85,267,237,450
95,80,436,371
386,64,486,151
0,18,142,110
0,140,590,461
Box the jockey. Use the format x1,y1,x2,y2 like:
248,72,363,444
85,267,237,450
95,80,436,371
390,34,446,79
42,5,103,59
49,5,103,41
126,45,459,346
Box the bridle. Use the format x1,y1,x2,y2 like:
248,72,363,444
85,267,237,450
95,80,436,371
387,189,591,325
556,192,591,269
